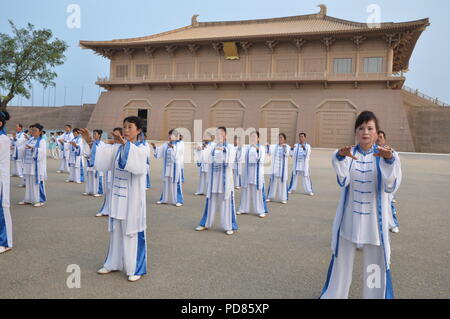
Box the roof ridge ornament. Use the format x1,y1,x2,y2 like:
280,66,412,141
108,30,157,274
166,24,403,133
191,14,199,27
317,4,327,17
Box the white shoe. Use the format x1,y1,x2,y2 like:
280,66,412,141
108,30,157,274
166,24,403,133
236,211,242,215
156,201,162,205
308,192,314,196
391,227,400,233
128,275,142,282
56,170,62,173
266,199,271,202
281,200,287,204
0,246,12,254
195,226,207,231
194,192,201,196
65,180,71,183
93,194,102,197
175,203,182,207
17,201,27,205
76,182,82,184
82,192,89,196
392,199,397,203
235,187,240,189
259,213,266,218
225,230,234,235
95,213,103,217
288,191,292,194
33,202,44,207
97,267,112,275
17,184,25,188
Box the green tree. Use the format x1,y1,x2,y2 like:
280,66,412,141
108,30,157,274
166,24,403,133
0,20,68,111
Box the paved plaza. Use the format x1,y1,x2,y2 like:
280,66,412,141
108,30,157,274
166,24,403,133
1,149,449,299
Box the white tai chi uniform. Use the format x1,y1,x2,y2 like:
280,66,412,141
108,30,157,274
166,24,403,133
84,139,105,195
0,129,13,248
94,141,149,276
238,144,268,215
194,141,215,195
60,132,74,173
178,140,185,183
266,144,290,202
22,136,47,204
68,136,84,183
198,143,238,232
153,141,184,205
288,143,313,194
232,145,242,188
320,145,402,299
13,131,27,184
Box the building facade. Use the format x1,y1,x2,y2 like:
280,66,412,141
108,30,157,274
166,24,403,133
80,5,430,151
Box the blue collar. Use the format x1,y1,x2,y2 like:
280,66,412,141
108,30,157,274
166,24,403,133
356,144,377,156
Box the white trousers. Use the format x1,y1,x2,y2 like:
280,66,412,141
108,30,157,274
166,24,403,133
267,176,288,201
0,196,13,248
69,165,81,183
85,171,103,195
98,172,111,216
196,171,208,195
320,236,387,299
199,192,238,231
288,170,313,193
159,177,184,205
15,160,24,177
103,219,147,276
24,175,46,204
233,169,241,188
238,184,267,215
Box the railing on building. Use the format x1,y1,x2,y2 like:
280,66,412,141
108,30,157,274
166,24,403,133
402,85,449,107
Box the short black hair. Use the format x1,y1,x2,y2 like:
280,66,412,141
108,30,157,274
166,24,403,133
17,123,23,129
355,111,379,132
0,110,10,129
378,130,386,138
217,126,227,133
93,129,103,136
250,130,260,138
299,132,306,138
31,123,44,132
279,133,287,140
65,124,72,128
72,128,81,134
123,116,143,130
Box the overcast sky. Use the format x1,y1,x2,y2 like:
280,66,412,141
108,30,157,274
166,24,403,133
1,0,448,106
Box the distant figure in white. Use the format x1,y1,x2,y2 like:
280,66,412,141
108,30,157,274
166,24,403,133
57,124,74,173
288,132,314,196
195,126,238,235
17,123,47,208
266,133,290,204
66,128,85,184
83,129,105,197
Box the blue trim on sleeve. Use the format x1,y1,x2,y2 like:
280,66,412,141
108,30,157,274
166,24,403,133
118,142,131,169
335,152,345,161
384,156,395,165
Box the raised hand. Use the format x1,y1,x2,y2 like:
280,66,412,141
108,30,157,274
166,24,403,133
338,145,358,160
150,142,156,148
112,130,125,145
79,128,92,144
373,145,393,159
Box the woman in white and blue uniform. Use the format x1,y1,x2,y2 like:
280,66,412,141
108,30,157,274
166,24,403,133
266,133,290,204
80,116,149,282
194,133,215,196
17,123,47,208
0,111,13,254
151,129,184,207
57,125,74,173
83,129,104,197
288,132,314,196
237,131,268,218
320,111,402,299
66,128,84,184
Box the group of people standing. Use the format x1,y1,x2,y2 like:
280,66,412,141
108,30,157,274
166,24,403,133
0,109,402,298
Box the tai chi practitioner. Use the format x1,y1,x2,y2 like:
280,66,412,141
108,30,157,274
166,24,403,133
57,125,74,173
13,124,27,186
66,128,84,184
195,126,238,235
179,135,185,183
83,129,104,197
320,111,402,299
80,117,149,282
194,133,216,196
96,128,123,217
266,133,290,204
0,111,13,254
237,131,268,218
151,129,184,207
288,132,314,196
377,130,400,234
18,123,47,208
232,135,242,189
